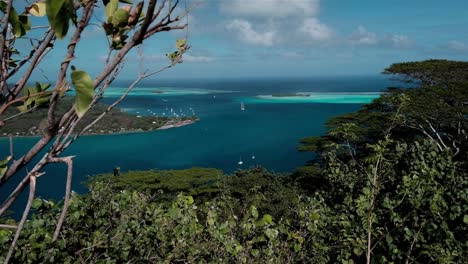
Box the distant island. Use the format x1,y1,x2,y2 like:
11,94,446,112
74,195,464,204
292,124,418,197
271,93,310,97
0,97,197,137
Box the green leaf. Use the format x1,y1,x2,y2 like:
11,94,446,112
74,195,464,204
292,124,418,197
8,8,31,37
262,214,273,225
17,105,28,112
105,0,118,18
17,14,31,35
294,243,302,252
464,215,468,224
29,2,47,17
310,212,320,221
71,69,94,118
187,196,194,205
176,38,187,51
264,228,279,240
46,0,65,19
0,2,6,13
166,51,180,63
250,205,258,219
353,247,363,256
0,156,12,178
46,0,70,39
111,8,129,27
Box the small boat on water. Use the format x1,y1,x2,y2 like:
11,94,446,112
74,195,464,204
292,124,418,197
252,153,255,159
238,157,243,165
240,101,245,111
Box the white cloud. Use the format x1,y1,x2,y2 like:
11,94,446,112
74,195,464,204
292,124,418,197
350,26,378,45
226,19,276,46
447,40,468,52
280,51,305,60
183,54,215,63
221,0,320,17
388,34,413,48
300,18,332,41
349,26,413,49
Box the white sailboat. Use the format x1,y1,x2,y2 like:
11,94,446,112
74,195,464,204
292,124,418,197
252,152,255,159
238,156,243,165
240,101,245,111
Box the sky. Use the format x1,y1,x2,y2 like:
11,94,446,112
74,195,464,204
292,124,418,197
17,0,468,81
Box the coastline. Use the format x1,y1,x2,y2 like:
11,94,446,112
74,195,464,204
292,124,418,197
0,119,198,139
157,119,197,130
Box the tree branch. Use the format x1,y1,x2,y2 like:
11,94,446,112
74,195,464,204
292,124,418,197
48,156,74,242
6,30,55,102
0,0,13,94
4,173,41,264
47,1,95,132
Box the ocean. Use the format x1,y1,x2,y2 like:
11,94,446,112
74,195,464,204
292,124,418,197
0,76,397,217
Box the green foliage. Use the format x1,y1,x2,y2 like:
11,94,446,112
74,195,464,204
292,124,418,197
166,50,180,63
220,167,300,219
383,59,468,86
102,0,142,49
46,0,75,39
0,181,332,263
293,59,468,263
93,167,223,200
0,3,31,37
17,82,52,112
105,0,119,18
71,68,94,118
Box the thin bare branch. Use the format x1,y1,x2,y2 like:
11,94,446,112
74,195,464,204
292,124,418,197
0,224,17,229
48,156,75,242
6,28,53,79
9,134,13,158
7,30,55,102
2,105,38,123
4,173,40,264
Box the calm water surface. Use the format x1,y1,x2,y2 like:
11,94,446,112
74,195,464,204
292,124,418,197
0,76,396,217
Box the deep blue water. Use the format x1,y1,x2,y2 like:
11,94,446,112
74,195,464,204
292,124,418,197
0,76,397,217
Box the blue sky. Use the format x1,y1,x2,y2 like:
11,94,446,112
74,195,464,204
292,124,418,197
21,0,468,81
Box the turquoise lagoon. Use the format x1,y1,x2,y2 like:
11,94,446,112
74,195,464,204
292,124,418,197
0,77,395,216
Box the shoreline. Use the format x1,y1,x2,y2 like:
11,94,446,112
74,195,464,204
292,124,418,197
157,119,197,130
0,119,198,139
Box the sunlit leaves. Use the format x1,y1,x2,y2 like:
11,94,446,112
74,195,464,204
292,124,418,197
0,155,12,178
166,39,188,63
71,68,94,118
176,38,187,51
105,0,118,18
166,51,180,63
29,2,47,17
17,82,52,112
111,8,129,27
